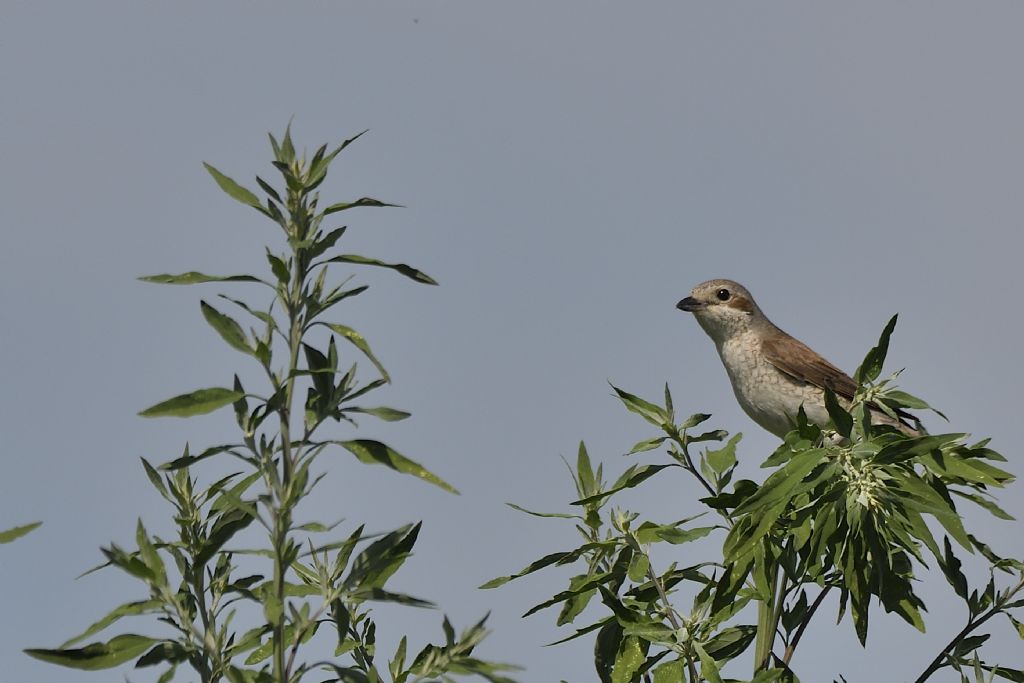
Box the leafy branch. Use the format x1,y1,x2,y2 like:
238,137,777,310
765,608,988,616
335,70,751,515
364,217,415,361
26,127,517,683
488,319,1022,682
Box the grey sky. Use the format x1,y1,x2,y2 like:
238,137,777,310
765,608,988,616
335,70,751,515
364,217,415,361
2,2,1022,681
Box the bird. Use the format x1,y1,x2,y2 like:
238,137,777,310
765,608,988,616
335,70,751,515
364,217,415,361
676,279,916,438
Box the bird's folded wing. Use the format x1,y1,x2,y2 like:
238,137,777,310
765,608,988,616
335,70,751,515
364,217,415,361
760,334,859,400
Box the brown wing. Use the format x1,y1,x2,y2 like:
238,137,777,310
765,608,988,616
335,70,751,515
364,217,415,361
760,332,859,400
761,330,919,433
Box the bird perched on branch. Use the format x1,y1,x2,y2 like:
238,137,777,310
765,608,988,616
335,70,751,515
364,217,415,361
677,279,917,438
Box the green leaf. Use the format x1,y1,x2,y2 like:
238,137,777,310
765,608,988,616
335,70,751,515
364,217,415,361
627,553,650,582
139,388,245,418
344,406,411,422
652,661,685,683
322,197,402,215
725,449,827,560
1007,614,1024,640
884,389,939,411
59,600,163,649
136,641,188,668
344,524,420,592
195,508,256,567
734,449,825,516
823,386,853,438
988,665,1024,682
693,642,725,683
595,621,624,683
951,634,990,658
506,503,579,520
706,434,741,474
952,490,1015,520
319,323,390,382
0,521,41,543
334,439,457,494
893,473,973,550
348,587,434,609
611,636,645,683
572,464,677,506
611,385,670,427
266,251,290,284
855,314,898,384
627,436,667,455
254,175,281,202
201,301,253,355
324,254,438,285
925,451,1013,487
26,634,159,671
577,441,596,497
642,525,716,545
139,272,263,285
305,226,348,261
136,520,166,586
203,163,264,211
159,443,238,471
479,541,616,589
557,575,598,626
217,295,276,330
703,625,757,661
681,413,713,429
874,433,966,465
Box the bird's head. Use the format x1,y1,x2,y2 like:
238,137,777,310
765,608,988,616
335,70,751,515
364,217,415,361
677,279,763,343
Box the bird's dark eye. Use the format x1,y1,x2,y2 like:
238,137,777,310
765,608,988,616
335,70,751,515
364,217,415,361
716,288,731,301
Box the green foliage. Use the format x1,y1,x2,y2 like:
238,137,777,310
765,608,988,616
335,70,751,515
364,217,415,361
0,521,42,544
489,324,1023,682
27,127,514,683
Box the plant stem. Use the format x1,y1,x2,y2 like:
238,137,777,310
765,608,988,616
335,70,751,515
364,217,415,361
912,575,1024,683
638,545,705,682
644,555,682,632
191,567,221,681
782,586,830,665
754,560,784,672
687,655,699,683
272,217,307,683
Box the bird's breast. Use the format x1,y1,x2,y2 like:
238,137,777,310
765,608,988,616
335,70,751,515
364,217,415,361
716,334,828,437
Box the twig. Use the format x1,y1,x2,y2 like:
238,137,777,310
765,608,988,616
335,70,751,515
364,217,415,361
913,575,1024,683
783,586,831,665
643,550,682,631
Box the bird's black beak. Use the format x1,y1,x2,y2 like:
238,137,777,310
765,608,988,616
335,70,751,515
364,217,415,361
677,296,705,312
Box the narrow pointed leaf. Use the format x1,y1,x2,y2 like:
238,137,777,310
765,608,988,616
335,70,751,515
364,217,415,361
60,600,163,648
320,323,390,381
506,503,579,520
0,521,41,543
200,301,253,355
572,464,677,506
823,386,853,438
26,634,159,671
480,542,616,588
855,314,898,384
324,254,437,285
139,272,263,286
139,388,245,418
706,434,741,474
335,439,457,494
344,406,411,422
159,444,238,471
322,197,402,215
204,163,263,211
611,385,669,427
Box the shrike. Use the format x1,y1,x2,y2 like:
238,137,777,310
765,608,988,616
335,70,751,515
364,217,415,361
677,279,915,438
